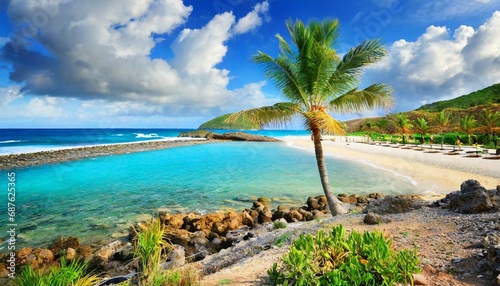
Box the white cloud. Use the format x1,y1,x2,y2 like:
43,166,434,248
223,81,277,112
233,1,270,35
2,0,271,120
0,86,24,106
21,96,65,118
365,11,500,111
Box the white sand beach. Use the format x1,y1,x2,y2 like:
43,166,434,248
284,136,500,197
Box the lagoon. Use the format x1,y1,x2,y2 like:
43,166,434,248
0,139,417,249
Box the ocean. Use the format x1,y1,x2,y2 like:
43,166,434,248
0,129,417,249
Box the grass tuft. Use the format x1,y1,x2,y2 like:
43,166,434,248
15,257,99,286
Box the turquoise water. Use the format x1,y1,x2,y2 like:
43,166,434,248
0,128,310,154
0,141,417,249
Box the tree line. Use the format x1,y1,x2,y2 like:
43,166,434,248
361,110,500,149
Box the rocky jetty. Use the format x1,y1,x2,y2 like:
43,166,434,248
178,130,281,142
1,131,281,170
0,140,209,170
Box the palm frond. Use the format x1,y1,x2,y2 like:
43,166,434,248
328,39,387,92
226,102,301,128
329,83,394,114
277,34,292,56
252,51,308,106
304,111,346,135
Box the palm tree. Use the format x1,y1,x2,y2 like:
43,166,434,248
460,114,477,145
479,110,500,143
362,120,376,142
393,114,412,144
227,19,393,216
433,111,450,149
413,117,430,146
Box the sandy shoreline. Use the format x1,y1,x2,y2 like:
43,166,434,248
284,136,500,197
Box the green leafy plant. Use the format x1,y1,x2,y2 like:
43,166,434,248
273,220,288,230
217,278,232,285
268,225,420,285
275,232,293,247
15,257,100,286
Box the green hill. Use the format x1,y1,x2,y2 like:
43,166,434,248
199,113,260,130
417,83,500,112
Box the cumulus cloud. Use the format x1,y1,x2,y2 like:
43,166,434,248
365,11,500,111
1,0,271,118
21,96,65,118
233,1,270,34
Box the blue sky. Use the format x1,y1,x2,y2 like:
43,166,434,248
0,0,499,128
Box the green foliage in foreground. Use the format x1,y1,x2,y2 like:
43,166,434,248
268,225,420,286
199,113,260,130
132,217,200,286
15,257,99,286
417,82,500,112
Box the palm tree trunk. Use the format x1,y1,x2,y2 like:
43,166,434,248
311,128,348,216
440,132,444,150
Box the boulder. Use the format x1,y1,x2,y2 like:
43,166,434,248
307,196,320,210
93,240,122,261
368,193,385,200
65,248,76,260
165,228,191,247
445,180,495,214
112,243,134,262
199,213,225,232
48,236,80,255
307,195,329,211
298,208,314,221
79,245,94,260
363,212,382,225
483,232,500,272
223,211,243,231
339,196,357,204
365,196,412,214
183,213,201,231
161,213,185,229
162,245,185,270
289,210,303,221
257,207,273,224
212,222,228,236
272,210,288,221
38,249,54,262
241,211,254,227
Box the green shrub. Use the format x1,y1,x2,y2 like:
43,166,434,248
268,225,420,286
15,257,99,286
273,220,288,230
